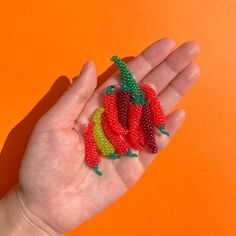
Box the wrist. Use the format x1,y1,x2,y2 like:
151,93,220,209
0,188,62,236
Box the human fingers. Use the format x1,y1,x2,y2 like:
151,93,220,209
96,38,176,89
76,39,176,125
158,63,200,114
142,42,200,94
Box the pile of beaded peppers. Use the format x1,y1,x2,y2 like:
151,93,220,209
84,56,169,176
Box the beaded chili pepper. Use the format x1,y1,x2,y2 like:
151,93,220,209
102,112,137,157
103,85,128,135
92,107,120,160
141,102,159,154
84,121,102,176
83,56,170,176
138,123,146,148
128,102,143,150
116,82,131,129
111,55,146,150
139,83,169,136
111,56,141,97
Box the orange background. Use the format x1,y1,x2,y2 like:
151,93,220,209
0,1,236,235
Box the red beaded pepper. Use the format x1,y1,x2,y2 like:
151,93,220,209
84,121,102,176
141,102,159,154
102,112,137,157
103,85,128,135
117,82,131,129
138,123,145,149
139,83,169,136
128,102,143,150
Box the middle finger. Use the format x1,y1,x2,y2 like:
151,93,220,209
141,42,200,94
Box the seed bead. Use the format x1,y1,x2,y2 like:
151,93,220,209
139,83,169,136
117,83,131,129
84,121,102,176
141,103,158,154
111,56,141,96
102,112,137,157
104,85,128,135
92,107,117,157
128,103,143,150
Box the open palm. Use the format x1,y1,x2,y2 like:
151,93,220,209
17,38,200,235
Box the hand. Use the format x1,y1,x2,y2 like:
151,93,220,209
2,38,200,235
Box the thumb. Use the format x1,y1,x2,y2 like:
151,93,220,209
37,60,97,130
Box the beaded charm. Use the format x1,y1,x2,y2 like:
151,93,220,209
138,123,146,148
139,83,169,136
102,112,137,157
92,107,120,160
103,85,128,135
128,103,143,150
84,121,102,176
116,82,131,129
111,56,141,96
141,103,159,153
83,55,168,175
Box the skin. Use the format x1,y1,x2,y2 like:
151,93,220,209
0,38,200,235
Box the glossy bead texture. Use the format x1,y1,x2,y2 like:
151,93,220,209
84,121,100,167
117,89,131,129
92,107,116,156
111,56,141,96
104,89,128,135
139,83,167,127
138,123,146,148
102,112,130,155
141,103,158,153
128,103,143,150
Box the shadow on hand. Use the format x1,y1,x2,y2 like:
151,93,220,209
0,56,134,198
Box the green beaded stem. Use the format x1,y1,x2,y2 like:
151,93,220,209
93,165,103,176
121,80,129,91
111,56,147,105
125,150,138,157
112,56,142,97
158,126,170,136
132,92,146,105
108,153,121,159
106,85,115,94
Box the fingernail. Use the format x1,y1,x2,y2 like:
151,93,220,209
178,109,186,120
80,60,91,75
